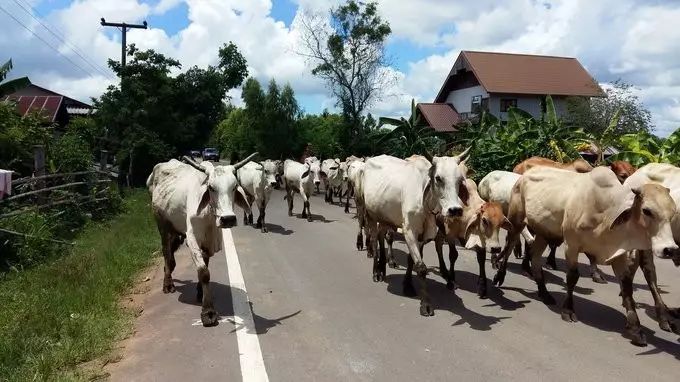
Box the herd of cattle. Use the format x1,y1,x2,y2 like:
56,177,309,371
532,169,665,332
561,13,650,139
145,150,680,347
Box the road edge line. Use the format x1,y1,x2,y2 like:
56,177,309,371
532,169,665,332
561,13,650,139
222,228,270,382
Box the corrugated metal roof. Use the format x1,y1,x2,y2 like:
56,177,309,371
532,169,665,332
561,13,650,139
417,103,460,132
2,95,63,122
462,51,605,97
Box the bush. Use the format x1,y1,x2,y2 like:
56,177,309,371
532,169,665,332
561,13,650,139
0,212,62,272
49,132,93,173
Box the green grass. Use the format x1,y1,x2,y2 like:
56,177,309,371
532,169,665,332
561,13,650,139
0,190,159,381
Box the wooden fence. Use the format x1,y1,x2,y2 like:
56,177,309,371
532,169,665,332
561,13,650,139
0,146,119,245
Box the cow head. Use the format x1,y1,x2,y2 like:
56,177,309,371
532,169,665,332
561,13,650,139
610,160,636,184
611,183,678,260
427,147,471,217
261,160,279,188
464,202,512,253
308,159,322,186
184,152,258,228
339,161,348,181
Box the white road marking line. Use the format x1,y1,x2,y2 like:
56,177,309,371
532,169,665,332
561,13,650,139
222,228,270,382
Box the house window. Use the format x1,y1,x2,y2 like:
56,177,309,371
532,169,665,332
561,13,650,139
500,99,517,112
471,95,482,114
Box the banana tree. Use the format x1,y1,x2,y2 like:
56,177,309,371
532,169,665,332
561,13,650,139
586,109,620,165
0,59,30,96
378,99,444,157
609,127,680,167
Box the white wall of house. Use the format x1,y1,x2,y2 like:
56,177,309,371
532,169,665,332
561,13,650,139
445,85,488,113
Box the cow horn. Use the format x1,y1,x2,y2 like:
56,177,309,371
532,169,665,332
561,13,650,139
455,147,472,163
423,150,433,162
233,152,259,170
182,156,207,174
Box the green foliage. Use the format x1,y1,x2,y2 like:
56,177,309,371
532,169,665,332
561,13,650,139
0,212,61,271
216,78,302,160
0,190,157,381
609,128,680,167
50,132,92,173
566,79,652,136
453,96,589,181
0,101,52,174
298,112,345,159
0,59,31,96
95,42,248,185
378,99,445,158
300,0,392,150
67,117,102,151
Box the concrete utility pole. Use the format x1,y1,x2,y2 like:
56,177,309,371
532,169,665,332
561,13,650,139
100,18,148,67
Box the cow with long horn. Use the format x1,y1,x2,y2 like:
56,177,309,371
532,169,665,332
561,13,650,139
147,152,258,326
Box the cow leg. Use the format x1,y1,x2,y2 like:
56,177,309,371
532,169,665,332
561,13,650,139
637,250,680,335
373,228,387,282
403,256,417,297
365,218,377,259
344,185,352,213
196,255,210,302
257,201,267,233
156,217,178,294
476,248,488,298
328,186,334,204
611,255,646,346
404,230,433,316
513,241,523,259
587,253,607,284
434,231,451,286
447,241,459,290
529,236,555,304
493,228,523,287
285,185,294,216
386,229,397,269
545,244,558,270
561,246,579,322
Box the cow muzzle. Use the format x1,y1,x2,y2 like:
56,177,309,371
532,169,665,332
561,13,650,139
447,206,463,217
270,181,278,187
490,246,501,254
219,215,238,228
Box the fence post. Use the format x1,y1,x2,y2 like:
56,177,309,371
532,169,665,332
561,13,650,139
33,145,46,205
100,150,108,172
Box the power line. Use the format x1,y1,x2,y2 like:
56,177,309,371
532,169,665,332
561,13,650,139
11,0,115,80
0,3,98,79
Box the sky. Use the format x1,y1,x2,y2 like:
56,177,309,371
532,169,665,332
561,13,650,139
2,0,680,136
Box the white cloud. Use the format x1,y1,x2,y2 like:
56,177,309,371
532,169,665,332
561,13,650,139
3,0,680,136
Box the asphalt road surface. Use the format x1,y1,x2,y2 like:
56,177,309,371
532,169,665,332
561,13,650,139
109,188,680,381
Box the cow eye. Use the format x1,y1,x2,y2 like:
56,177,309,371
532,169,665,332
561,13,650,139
481,217,489,227
435,175,443,184
643,208,653,217
207,185,215,192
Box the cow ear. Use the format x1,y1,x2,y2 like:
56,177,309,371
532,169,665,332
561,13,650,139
459,179,470,205
610,208,632,229
197,185,211,214
465,212,481,239
301,170,310,178
501,217,513,231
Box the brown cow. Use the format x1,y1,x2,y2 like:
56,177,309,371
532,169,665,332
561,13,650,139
513,156,593,174
610,160,637,183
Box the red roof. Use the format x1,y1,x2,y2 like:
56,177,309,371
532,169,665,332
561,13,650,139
417,103,460,132
3,95,64,122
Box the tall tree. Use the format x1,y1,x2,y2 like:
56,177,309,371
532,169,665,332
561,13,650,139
566,79,652,136
298,0,392,149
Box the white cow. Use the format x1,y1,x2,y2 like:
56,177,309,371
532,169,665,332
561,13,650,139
236,160,278,233
147,153,257,326
284,159,317,222
360,149,471,317
346,159,368,249
344,156,365,214
304,156,322,194
320,158,342,204
496,166,678,346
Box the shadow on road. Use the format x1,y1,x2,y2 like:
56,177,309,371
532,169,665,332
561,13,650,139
383,273,511,331
266,223,294,235
294,213,335,223
173,279,301,335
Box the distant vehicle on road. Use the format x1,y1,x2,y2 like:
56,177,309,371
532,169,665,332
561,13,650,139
202,147,220,161
189,150,201,158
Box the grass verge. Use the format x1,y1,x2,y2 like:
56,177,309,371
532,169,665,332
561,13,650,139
0,189,158,381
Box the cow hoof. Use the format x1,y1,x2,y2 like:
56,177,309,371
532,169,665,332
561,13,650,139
492,271,506,287
201,309,219,327
261,227,268,233
357,243,364,251
372,272,385,282
301,212,308,218
446,281,457,291
367,251,374,258
540,292,556,305
307,216,313,222
626,328,647,347
344,207,349,213
659,318,680,335
561,310,578,322
547,258,558,270
591,271,607,284
420,303,435,317
403,282,417,297
163,284,176,293
514,253,523,259
478,289,488,299
388,261,398,269
288,211,293,217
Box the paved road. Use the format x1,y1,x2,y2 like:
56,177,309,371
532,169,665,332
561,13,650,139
109,189,680,381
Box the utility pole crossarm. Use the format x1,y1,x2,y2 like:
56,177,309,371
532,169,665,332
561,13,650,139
100,18,148,67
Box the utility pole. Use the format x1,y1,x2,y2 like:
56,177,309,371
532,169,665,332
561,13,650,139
100,18,148,67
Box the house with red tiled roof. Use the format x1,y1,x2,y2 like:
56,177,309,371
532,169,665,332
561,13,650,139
2,78,92,127
417,51,605,132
